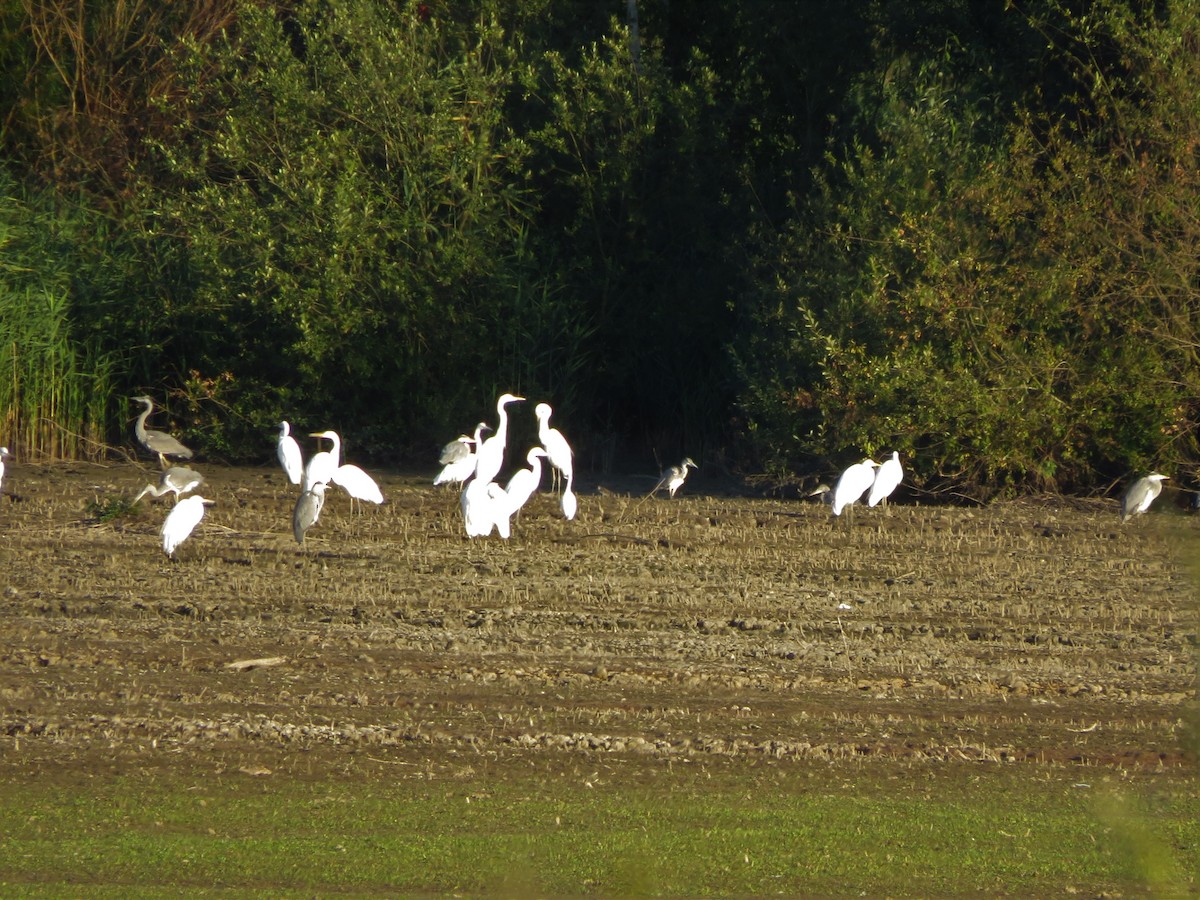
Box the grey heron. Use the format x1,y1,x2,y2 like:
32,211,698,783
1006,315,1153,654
1120,473,1168,523
293,481,327,544
161,495,213,558
133,396,193,468
474,393,524,485
653,457,697,498
832,458,879,517
134,466,204,504
867,451,903,508
434,422,489,487
276,421,303,486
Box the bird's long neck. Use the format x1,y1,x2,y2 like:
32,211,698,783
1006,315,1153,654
135,402,152,440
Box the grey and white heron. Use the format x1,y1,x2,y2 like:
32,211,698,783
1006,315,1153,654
831,458,879,517
134,466,204,504
133,396,193,468
161,494,213,558
434,423,489,487
276,421,303,486
867,451,903,508
1120,472,1168,523
293,481,327,545
534,402,574,495
474,393,524,485
653,457,697,498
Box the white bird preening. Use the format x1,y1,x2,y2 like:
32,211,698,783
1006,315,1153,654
134,466,204,504
434,422,489,487
867,451,903,508
133,396,193,468
293,482,327,545
1120,472,1168,523
161,495,214,558
831,458,879,517
653,457,697,498
276,421,303,486
474,392,524,485
535,402,576,519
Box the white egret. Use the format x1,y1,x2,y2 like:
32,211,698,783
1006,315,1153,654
0,446,9,496
867,451,903,508
561,486,578,520
503,447,548,520
462,477,508,538
1120,472,1168,523
304,430,341,489
831,458,879,517
435,422,489,487
293,482,327,545
653,457,697,498
534,402,574,495
490,482,514,539
133,396,193,467
332,463,384,507
161,495,213,558
134,466,204,504
276,421,303,485
474,392,524,485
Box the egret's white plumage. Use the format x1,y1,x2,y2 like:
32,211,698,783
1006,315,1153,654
654,457,697,498
277,421,303,485
133,396,193,467
831,458,878,516
293,482,327,544
134,466,204,504
161,495,213,558
332,463,384,505
503,447,548,520
867,451,903,508
304,430,341,489
435,422,489,487
490,482,513,539
474,393,524,485
561,486,578,520
462,477,508,538
534,402,573,495
1120,473,1168,523
0,446,9,495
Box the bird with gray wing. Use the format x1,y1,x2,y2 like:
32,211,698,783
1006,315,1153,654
132,396,193,468
652,457,697,498
134,466,204,504
1120,472,1168,523
293,481,327,545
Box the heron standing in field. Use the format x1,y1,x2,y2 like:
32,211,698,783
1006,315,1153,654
474,392,524,485
161,495,213,558
133,396,193,468
276,421,303,486
303,430,341,490
293,482,327,545
653,457,697,498
503,447,548,522
1120,472,1168,523
134,466,204,504
535,402,577,519
434,423,488,488
831,458,879,518
867,451,903,509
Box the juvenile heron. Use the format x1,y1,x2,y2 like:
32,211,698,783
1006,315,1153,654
434,423,489,487
134,466,204,504
474,393,524,485
1120,472,1168,523
161,495,213,558
276,421,303,486
293,481,327,545
867,451,903,508
534,402,574,497
831,458,879,517
133,396,193,468
653,457,697,498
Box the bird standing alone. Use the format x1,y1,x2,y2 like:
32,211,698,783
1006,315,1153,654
133,396,193,468
277,421,303,486
1120,473,1168,523
653,458,697,498
134,466,204,504
535,402,576,519
161,495,213,558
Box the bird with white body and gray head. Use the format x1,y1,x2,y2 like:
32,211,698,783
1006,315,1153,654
161,495,214,558
1120,473,1168,523
134,466,204,504
434,422,489,487
132,396,193,468
653,457,697,498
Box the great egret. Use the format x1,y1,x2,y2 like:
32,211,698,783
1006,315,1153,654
276,421,303,485
1120,472,1168,523
332,463,384,507
831,458,879,517
503,447,548,520
134,466,204,504
435,422,489,487
561,486,578,520
0,446,9,496
133,396,193,467
867,451,903,508
462,477,508,538
653,457,697,498
161,495,213,558
474,393,524,485
534,403,574,496
304,430,341,490
293,482,327,544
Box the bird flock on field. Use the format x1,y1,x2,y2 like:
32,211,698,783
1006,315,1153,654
0,393,1178,559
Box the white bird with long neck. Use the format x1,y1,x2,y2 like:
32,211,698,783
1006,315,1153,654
653,457,697,498
133,396,193,468
534,402,576,519
503,447,548,521
304,430,341,490
831,458,879,517
867,451,903,508
276,421,303,486
473,393,523,485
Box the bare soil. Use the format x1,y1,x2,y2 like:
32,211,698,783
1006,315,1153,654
1,462,1195,783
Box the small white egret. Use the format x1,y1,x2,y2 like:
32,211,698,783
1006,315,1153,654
653,457,697,498
1120,472,1168,523
0,446,9,496
503,447,548,520
161,495,213,558
474,393,524,485
434,422,489,487
276,421,303,485
304,430,341,489
867,451,903,508
534,402,574,495
831,458,879,517
133,396,193,467
134,466,204,504
293,482,327,545
332,463,384,508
